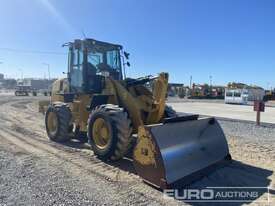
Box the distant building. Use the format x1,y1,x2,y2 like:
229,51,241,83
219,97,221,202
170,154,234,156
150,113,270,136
211,86,225,98
189,84,225,99
168,83,184,97
191,84,210,97
264,89,275,101
1,79,17,89
0,73,4,80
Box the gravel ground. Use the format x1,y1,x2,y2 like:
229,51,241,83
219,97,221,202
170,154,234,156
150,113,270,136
0,140,167,206
0,94,274,205
219,119,275,142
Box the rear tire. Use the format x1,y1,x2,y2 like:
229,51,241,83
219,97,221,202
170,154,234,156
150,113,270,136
45,103,72,142
88,104,133,161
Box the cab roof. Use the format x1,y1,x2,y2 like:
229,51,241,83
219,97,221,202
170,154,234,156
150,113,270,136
69,38,123,51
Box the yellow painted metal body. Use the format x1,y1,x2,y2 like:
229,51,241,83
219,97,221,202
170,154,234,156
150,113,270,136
146,73,168,124
133,126,158,166
70,95,91,131
48,73,169,135
44,72,170,176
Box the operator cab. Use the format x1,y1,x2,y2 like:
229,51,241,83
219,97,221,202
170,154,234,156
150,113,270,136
67,39,123,93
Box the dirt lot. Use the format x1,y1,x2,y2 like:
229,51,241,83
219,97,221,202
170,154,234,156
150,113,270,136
0,95,274,205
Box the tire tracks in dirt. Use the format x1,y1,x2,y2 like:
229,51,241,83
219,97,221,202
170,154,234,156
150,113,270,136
0,96,182,206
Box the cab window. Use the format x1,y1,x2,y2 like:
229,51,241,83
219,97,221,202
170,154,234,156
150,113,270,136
70,49,84,89
107,50,120,70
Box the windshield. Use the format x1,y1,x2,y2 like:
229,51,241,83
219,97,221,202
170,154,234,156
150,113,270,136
88,52,103,67
87,49,121,71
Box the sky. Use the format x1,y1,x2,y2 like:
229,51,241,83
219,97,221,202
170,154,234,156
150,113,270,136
0,0,274,89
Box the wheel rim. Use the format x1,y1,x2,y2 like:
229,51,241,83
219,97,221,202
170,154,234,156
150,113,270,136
47,111,58,136
92,118,110,149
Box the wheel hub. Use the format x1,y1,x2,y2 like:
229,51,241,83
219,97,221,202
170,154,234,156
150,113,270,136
92,118,110,149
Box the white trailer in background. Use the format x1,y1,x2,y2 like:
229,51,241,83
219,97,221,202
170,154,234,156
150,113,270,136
225,88,248,104
225,86,265,104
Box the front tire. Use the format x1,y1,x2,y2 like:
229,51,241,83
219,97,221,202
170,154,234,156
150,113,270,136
88,104,133,161
45,103,72,142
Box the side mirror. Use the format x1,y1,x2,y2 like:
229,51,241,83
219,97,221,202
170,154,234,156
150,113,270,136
126,62,130,67
62,42,73,47
124,51,130,60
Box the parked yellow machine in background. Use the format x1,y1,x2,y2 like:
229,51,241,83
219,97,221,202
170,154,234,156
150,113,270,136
41,38,231,189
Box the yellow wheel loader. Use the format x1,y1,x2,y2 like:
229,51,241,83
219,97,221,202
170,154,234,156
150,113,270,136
42,39,231,189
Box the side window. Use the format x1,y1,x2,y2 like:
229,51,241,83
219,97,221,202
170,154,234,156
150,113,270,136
71,49,83,89
107,50,119,69
234,92,241,97
88,52,103,68
79,50,83,65
73,49,78,65
226,92,233,97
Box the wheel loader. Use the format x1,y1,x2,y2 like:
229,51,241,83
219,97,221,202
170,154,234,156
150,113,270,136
42,38,231,189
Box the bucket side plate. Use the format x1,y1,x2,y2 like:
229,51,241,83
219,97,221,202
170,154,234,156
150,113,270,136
134,117,231,189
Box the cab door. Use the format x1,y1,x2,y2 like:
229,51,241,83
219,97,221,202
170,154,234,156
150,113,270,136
69,46,84,92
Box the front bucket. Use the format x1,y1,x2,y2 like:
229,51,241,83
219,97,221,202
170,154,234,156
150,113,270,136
133,117,231,189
